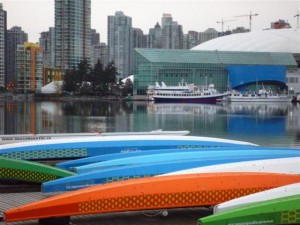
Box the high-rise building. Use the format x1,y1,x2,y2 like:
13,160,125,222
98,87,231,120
93,43,108,66
198,28,219,44
6,26,28,91
107,11,133,78
91,29,100,46
133,28,147,48
0,3,7,90
54,0,91,70
232,27,250,34
39,27,55,68
161,14,183,49
147,22,162,49
161,13,172,27
16,42,43,93
90,29,100,66
183,31,199,49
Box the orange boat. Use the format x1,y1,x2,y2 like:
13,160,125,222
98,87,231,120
4,172,300,222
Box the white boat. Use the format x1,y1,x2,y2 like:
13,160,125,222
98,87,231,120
147,80,228,104
0,130,190,145
223,88,292,102
213,182,300,214
163,157,300,175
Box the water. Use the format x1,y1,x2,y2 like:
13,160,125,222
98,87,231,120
1,100,300,148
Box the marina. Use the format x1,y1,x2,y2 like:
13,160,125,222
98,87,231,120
1,100,300,225
1,0,300,224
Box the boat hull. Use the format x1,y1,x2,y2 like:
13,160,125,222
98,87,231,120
213,182,300,214
5,172,300,222
0,130,190,145
56,146,258,170
0,156,74,183
43,156,300,193
0,135,257,161
74,149,300,174
198,194,300,225
153,94,226,104
165,157,300,176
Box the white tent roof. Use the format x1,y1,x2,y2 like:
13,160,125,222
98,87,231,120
122,75,134,83
192,28,300,53
41,81,63,94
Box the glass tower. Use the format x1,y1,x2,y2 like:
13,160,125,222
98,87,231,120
54,0,91,70
107,11,133,78
0,3,6,89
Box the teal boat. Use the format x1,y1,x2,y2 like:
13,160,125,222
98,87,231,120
0,156,75,183
198,194,300,225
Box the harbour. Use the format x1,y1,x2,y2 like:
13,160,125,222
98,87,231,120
0,100,300,225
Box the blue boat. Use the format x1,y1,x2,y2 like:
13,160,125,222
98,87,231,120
0,135,257,161
74,149,300,174
42,151,300,193
56,145,258,170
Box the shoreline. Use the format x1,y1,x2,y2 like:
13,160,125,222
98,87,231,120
0,93,149,102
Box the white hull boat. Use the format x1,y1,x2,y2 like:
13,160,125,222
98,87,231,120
163,157,300,175
0,129,190,145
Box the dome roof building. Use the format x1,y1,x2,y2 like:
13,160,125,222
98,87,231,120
192,28,300,54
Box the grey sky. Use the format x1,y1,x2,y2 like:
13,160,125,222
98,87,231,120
1,0,299,43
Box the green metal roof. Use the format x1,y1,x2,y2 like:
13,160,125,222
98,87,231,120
134,48,297,66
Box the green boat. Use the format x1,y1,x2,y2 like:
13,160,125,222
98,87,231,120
0,157,75,183
198,194,300,225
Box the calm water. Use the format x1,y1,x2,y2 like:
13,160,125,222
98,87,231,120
1,100,300,148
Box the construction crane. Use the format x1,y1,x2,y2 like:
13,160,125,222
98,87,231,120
217,18,237,33
235,11,259,31
295,10,300,28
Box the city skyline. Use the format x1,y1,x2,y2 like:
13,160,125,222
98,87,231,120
1,0,299,43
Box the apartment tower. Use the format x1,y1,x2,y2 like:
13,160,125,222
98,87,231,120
16,42,43,93
6,27,28,91
107,11,133,78
0,3,7,89
54,0,91,70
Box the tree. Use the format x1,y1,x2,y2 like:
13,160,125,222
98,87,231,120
62,69,77,93
62,59,119,96
91,59,104,95
77,59,91,83
103,61,118,95
123,79,133,96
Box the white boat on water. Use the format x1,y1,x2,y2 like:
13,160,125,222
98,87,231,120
222,88,292,102
147,80,228,104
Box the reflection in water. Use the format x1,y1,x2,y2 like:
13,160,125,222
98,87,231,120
223,102,291,117
1,100,299,147
147,103,225,115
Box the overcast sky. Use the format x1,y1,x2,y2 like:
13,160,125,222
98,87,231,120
1,0,299,43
